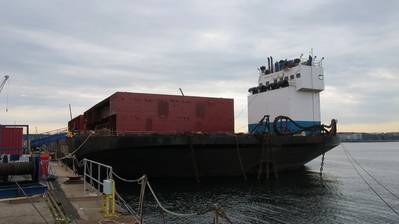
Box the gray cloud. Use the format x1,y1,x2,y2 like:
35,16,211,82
0,0,398,132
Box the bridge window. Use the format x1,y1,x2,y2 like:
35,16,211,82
266,81,269,85
290,75,294,80
296,73,301,78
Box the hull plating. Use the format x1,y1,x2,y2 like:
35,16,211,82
69,134,340,179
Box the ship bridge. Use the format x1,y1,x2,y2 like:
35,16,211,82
248,55,326,134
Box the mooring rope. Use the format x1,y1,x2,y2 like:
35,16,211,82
342,144,399,217
110,172,211,220
342,144,399,202
61,151,234,222
115,190,138,217
112,171,144,183
146,181,198,217
188,136,201,183
112,171,233,221
58,132,94,160
319,153,325,176
234,135,247,181
73,155,84,167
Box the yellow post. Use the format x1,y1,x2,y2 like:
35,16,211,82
112,179,116,215
100,194,106,213
101,179,116,217
105,195,110,216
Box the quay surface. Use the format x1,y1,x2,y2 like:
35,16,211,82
0,161,139,224
0,195,53,224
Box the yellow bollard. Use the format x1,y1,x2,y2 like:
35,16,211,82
112,179,116,215
102,179,116,217
106,195,110,216
100,194,106,213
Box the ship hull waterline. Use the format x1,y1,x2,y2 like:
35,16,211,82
68,133,340,180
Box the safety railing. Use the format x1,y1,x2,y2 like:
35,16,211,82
81,158,139,219
81,157,233,224
82,158,113,202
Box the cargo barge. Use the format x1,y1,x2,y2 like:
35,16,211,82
68,54,340,180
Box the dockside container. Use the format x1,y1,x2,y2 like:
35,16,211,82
71,92,234,134
0,126,23,155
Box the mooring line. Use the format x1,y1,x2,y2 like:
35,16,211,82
146,181,197,217
58,132,94,160
234,135,247,181
112,171,143,183
66,156,234,222
342,144,399,217
342,144,399,202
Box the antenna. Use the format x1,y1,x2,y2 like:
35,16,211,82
69,104,73,120
179,88,185,96
6,94,8,112
0,75,10,112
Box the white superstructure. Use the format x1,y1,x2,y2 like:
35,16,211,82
248,55,325,132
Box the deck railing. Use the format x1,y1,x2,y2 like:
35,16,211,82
80,158,233,224
82,158,138,219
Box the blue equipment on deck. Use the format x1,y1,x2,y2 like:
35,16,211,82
0,182,48,199
0,152,46,199
31,133,67,148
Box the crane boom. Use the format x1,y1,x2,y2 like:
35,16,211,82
0,75,9,94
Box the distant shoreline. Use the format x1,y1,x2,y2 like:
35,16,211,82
340,140,399,143
338,132,399,142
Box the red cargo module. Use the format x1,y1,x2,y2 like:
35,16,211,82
0,127,23,155
72,92,234,134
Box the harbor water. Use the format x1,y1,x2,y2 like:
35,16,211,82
119,142,399,223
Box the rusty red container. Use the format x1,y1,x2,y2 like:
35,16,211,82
79,92,234,134
0,127,23,155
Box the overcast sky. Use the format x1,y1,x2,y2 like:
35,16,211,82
0,0,398,133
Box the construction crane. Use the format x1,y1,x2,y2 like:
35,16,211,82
0,75,9,95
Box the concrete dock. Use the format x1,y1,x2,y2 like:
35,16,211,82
0,196,54,224
0,161,139,224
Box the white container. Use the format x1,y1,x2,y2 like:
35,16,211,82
19,154,30,162
103,179,113,195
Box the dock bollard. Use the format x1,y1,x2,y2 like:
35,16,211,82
101,179,116,217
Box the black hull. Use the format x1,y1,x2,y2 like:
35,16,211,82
68,133,340,179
